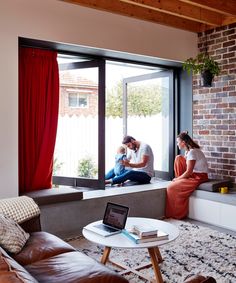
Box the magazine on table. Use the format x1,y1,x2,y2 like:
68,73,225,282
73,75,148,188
122,229,169,244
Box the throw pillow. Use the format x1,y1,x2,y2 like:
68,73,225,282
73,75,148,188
0,214,29,254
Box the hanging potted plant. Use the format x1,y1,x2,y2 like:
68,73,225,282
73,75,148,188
183,53,220,87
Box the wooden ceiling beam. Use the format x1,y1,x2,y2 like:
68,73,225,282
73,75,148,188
120,0,222,26
60,0,210,32
180,0,236,17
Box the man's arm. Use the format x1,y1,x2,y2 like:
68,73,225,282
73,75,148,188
122,154,149,168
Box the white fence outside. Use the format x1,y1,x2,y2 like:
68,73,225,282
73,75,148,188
54,114,169,177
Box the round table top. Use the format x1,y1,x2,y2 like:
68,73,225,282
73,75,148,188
82,217,179,249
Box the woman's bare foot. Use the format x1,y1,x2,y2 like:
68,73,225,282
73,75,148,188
105,180,111,185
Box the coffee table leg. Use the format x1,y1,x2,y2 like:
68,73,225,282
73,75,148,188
148,247,163,283
154,246,163,263
101,246,111,264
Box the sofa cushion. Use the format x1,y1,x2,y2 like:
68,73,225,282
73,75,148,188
0,196,40,224
25,251,128,283
0,214,29,254
197,179,232,192
13,231,75,266
0,247,38,282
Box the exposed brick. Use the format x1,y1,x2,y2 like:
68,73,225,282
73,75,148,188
216,103,228,108
211,152,222,157
223,165,235,170
223,41,235,48
215,93,227,100
223,52,235,59
216,48,228,55
198,88,210,94
210,130,222,135
228,46,236,52
223,86,236,92
221,63,236,70
210,43,222,51
195,26,236,182
215,36,228,43
223,29,235,36
210,109,222,114
212,55,222,61
215,125,228,130
221,75,235,81
199,130,209,135
209,32,222,39
229,69,236,74
223,153,235,159
229,34,236,40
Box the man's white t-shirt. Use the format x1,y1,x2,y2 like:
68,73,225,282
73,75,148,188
186,148,208,173
127,143,154,177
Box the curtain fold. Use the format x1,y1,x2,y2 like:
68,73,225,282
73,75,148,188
19,47,59,193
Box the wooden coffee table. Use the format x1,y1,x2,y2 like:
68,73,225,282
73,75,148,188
83,217,179,283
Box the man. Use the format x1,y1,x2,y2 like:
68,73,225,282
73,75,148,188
105,135,154,186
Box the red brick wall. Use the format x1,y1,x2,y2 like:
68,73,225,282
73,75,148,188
193,23,236,182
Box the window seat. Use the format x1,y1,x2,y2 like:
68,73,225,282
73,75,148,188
23,180,169,238
24,187,83,205
22,179,235,237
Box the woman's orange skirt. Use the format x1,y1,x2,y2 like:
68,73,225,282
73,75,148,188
165,155,208,219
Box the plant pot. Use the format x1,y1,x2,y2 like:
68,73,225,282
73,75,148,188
201,70,213,87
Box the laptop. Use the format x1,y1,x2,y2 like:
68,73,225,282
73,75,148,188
84,202,129,237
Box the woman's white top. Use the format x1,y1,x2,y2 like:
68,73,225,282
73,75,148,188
186,148,208,173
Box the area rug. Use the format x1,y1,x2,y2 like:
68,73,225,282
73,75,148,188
66,220,236,283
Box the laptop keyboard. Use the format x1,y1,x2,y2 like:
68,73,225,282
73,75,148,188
95,224,118,233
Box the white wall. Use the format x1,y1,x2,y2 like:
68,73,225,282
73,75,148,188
0,0,197,198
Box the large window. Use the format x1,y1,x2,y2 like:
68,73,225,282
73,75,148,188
52,54,175,188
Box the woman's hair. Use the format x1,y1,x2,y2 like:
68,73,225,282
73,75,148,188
177,131,200,149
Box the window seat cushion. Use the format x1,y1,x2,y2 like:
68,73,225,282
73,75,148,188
23,187,83,206
197,179,232,192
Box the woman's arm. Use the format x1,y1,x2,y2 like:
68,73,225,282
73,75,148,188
174,159,196,180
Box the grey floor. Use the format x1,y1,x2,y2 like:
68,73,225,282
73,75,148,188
186,218,236,236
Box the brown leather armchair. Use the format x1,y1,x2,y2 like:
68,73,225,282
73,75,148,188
0,211,128,283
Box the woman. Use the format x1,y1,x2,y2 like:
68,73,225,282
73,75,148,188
166,131,209,219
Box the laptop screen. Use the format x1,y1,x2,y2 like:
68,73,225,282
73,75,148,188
103,202,129,230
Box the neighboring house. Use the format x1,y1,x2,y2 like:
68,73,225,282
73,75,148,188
59,72,98,117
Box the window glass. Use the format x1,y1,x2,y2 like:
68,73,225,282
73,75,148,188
54,58,99,180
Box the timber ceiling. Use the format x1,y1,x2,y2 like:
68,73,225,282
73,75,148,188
61,0,236,33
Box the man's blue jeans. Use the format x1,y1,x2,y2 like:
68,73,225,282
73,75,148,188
105,168,151,185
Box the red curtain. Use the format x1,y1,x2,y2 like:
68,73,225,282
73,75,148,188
19,47,59,193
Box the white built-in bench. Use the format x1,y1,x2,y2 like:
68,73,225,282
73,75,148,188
189,179,236,232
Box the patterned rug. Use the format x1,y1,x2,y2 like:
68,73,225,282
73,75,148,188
66,220,236,283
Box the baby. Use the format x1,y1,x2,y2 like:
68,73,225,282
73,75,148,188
113,145,127,176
